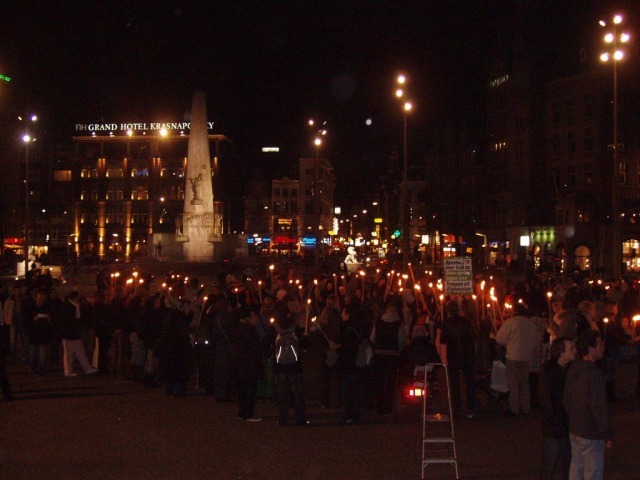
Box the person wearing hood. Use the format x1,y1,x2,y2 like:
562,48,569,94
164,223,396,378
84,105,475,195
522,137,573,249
369,302,404,415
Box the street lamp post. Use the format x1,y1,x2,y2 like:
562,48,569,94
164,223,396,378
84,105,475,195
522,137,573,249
395,75,413,265
308,118,327,268
21,114,37,280
314,136,322,267
600,14,630,277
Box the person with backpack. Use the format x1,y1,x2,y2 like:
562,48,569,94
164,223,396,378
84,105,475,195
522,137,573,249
369,301,404,415
271,304,310,426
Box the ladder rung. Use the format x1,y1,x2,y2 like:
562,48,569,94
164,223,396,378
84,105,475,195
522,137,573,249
423,459,458,465
424,437,454,443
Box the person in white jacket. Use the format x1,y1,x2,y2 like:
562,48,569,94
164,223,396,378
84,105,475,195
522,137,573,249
496,301,540,415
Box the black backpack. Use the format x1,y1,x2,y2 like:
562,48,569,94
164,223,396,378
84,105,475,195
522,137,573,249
374,319,401,352
275,331,300,365
348,326,375,368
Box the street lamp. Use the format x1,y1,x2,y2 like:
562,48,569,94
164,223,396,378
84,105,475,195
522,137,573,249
309,118,328,267
21,115,37,279
313,136,322,266
600,13,630,277
314,136,322,157
395,74,413,265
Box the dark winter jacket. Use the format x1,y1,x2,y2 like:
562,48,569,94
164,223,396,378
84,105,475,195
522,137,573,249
563,359,612,440
232,320,263,380
25,302,55,345
58,300,83,340
155,309,192,383
336,321,360,374
92,301,113,339
439,314,476,368
538,359,570,439
399,337,441,380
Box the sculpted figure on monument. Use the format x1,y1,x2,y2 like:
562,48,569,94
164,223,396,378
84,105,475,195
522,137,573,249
190,173,203,202
175,214,184,237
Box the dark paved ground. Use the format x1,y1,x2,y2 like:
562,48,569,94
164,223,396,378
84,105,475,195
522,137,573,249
1,360,639,480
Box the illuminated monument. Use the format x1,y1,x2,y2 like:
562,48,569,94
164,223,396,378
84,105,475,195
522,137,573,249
176,91,217,261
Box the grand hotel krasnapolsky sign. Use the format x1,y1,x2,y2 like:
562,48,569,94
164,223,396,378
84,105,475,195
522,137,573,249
74,122,215,132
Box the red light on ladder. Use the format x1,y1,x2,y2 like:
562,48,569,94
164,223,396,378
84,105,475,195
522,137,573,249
407,387,425,397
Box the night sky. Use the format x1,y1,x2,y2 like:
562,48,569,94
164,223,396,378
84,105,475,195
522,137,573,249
0,0,631,223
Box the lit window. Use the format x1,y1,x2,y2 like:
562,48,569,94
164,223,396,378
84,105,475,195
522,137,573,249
54,170,72,182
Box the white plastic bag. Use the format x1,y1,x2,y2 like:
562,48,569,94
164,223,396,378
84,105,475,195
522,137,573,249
490,360,509,393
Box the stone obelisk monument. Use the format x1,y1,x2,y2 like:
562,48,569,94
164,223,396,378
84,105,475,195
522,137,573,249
181,91,215,261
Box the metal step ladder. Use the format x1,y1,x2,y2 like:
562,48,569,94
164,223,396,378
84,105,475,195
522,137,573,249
421,362,459,479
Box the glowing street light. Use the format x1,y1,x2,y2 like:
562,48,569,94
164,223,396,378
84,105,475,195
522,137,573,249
599,13,631,277
395,73,413,264
21,114,37,280
308,118,328,267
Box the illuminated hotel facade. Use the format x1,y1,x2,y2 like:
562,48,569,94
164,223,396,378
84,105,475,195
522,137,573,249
66,126,230,261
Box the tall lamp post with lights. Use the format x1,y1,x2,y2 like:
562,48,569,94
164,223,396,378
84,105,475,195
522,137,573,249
599,14,630,277
395,74,413,265
309,118,327,267
21,114,37,279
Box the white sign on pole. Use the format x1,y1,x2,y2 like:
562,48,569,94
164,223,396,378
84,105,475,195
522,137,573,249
443,257,473,295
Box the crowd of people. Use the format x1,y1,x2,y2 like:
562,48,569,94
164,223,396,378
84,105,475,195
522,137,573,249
1,264,639,478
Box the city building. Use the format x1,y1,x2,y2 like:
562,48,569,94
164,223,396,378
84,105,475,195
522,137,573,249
57,128,231,262
243,157,334,255
425,19,640,276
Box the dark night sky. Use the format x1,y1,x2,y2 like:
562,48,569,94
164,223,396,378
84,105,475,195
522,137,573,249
1,0,633,224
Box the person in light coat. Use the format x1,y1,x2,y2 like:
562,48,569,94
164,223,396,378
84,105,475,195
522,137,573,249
496,301,540,415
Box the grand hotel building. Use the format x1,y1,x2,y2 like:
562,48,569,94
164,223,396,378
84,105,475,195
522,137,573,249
51,127,230,262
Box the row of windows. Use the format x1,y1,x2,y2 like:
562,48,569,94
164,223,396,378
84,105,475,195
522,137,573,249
273,188,298,197
272,201,298,214
552,128,594,158
80,187,184,201
76,168,184,179
80,186,185,201
556,208,591,225
80,213,150,225
554,163,594,189
551,94,593,127
554,160,640,189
